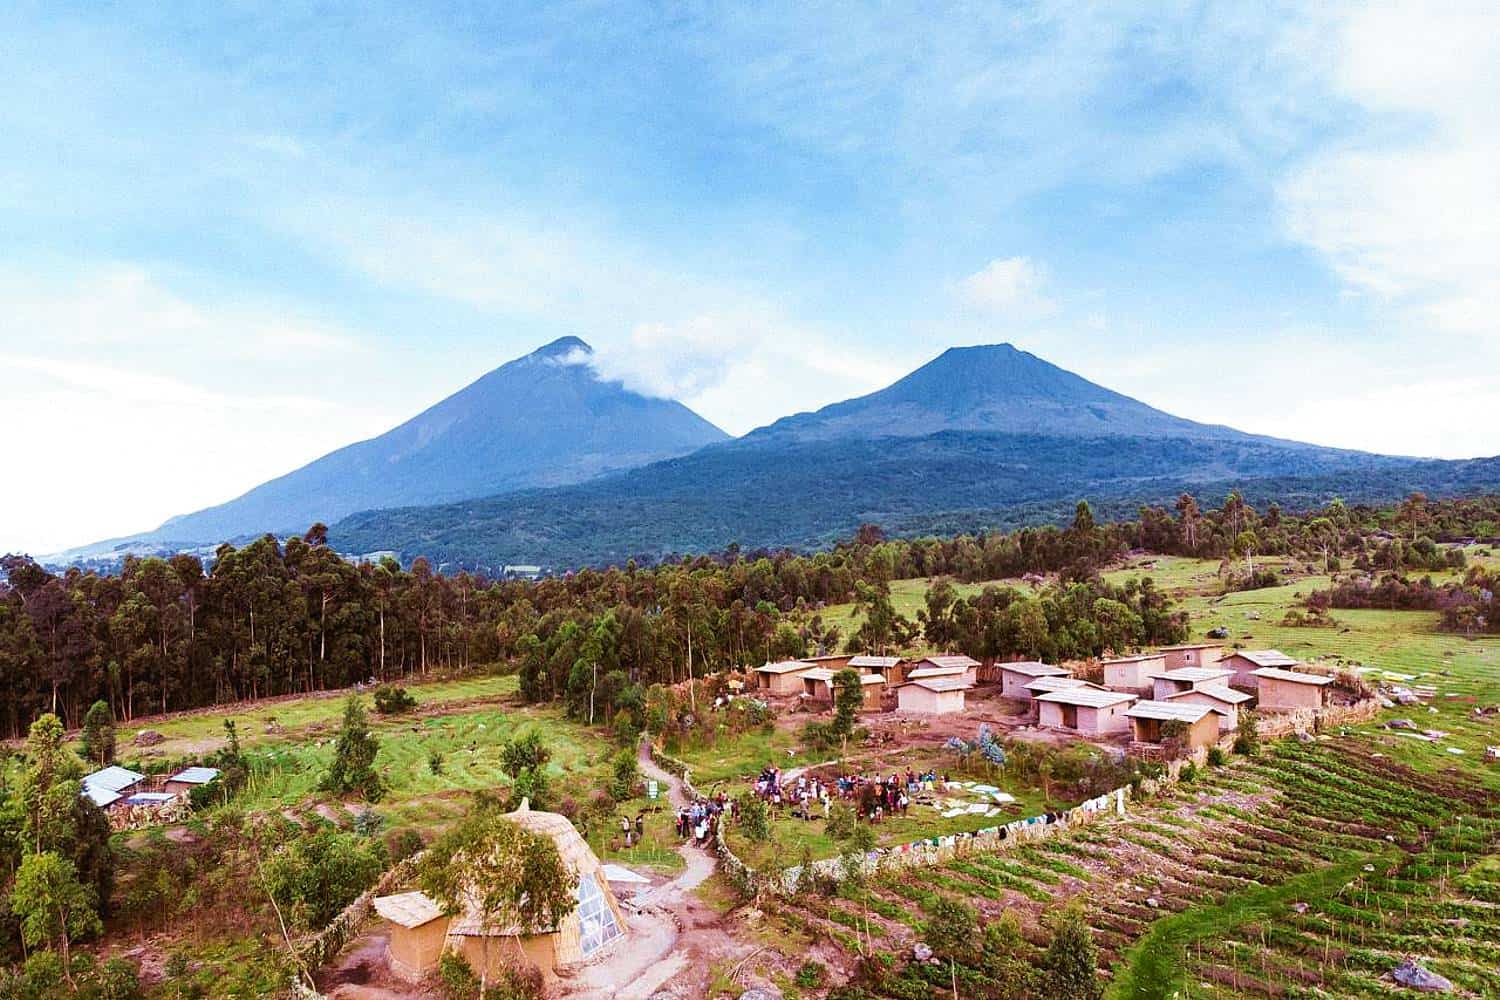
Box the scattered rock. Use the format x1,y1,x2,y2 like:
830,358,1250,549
1145,897,1159,909
739,989,781,1000
132,730,164,746
1386,718,1416,730
1389,957,1454,992
912,943,934,962
1291,902,1308,913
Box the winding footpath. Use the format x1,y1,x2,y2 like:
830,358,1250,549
561,743,723,999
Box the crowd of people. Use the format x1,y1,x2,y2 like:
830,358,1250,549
673,791,734,846
751,765,947,823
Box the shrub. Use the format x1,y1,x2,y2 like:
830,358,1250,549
428,749,445,775
373,684,417,715
1206,746,1227,767
609,749,639,801
736,792,771,843
825,801,856,840
263,828,385,929
1042,904,1102,1000
387,828,424,862
1233,709,1259,756
795,960,828,989
322,695,385,802
1178,761,1198,784
924,896,978,963
437,952,479,1000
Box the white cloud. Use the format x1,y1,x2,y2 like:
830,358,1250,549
0,265,362,360
1277,2,1500,332
0,267,401,554
586,310,910,436
957,256,1055,316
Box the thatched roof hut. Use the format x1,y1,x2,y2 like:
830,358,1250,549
373,800,628,983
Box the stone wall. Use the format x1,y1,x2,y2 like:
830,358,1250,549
296,852,424,972
1255,696,1381,738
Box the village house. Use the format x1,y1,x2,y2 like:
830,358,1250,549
1156,643,1225,671
81,766,145,810
372,892,448,982
1034,687,1137,736
896,676,968,715
905,663,971,686
1252,667,1334,711
1101,653,1167,695
1125,700,1224,752
163,766,221,797
799,653,856,670
1162,685,1252,732
753,659,817,695
908,653,980,683
997,660,1071,700
799,667,838,702
847,654,907,685
1218,649,1300,688
373,801,627,984
1024,676,1107,722
1149,666,1235,701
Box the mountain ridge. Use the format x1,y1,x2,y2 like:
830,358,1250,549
748,342,1352,450
118,336,729,548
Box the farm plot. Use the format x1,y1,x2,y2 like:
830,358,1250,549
757,737,1498,999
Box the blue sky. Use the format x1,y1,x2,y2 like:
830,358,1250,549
2,2,1497,553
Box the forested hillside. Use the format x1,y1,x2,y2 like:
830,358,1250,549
331,429,1500,569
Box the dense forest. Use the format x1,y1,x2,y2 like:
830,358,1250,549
3,493,1497,738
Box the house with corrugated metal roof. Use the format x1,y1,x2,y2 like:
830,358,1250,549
164,766,221,797
996,660,1071,700
1218,649,1299,687
1125,700,1224,751
1034,687,1137,735
81,766,145,809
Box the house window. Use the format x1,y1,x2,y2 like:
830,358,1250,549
575,873,622,958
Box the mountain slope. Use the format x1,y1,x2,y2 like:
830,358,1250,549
329,430,1499,569
137,337,728,544
752,343,1329,447
326,343,1485,568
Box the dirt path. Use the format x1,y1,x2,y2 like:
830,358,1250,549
557,744,741,999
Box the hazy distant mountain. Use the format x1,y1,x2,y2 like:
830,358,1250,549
328,343,1482,569
120,337,729,547
751,343,1320,446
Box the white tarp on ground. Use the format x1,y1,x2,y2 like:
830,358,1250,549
601,863,651,884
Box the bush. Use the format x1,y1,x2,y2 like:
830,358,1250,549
1178,761,1198,784
736,792,771,843
825,801,856,840
428,749,445,775
263,828,386,929
387,828,424,862
924,896,978,963
609,749,639,801
1206,746,1227,767
795,960,828,988
373,684,417,715
434,933,543,1000
437,952,479,1000
1233,709,1259,756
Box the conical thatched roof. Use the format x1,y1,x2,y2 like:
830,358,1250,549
503,798,605,877
446,799,620,950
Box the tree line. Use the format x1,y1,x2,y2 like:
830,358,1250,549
3,494,1495,737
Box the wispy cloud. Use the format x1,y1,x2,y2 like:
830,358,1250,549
1276,2,1500,333
957,257,1056,317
